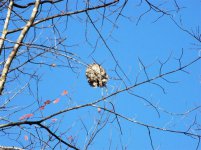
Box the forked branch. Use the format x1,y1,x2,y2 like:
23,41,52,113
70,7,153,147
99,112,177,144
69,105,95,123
0,0,40,95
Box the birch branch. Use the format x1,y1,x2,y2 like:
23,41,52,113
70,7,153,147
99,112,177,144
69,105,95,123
0,0,41,95
0,145,24,150
0,0,14,54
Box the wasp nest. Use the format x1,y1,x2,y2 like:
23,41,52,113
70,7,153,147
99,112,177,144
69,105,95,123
86,63,109,87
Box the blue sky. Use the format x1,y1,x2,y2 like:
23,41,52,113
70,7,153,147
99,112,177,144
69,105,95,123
0,0,201,149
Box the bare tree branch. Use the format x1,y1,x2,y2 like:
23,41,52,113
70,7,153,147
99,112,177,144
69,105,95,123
0,0,13,54
0,0,41,95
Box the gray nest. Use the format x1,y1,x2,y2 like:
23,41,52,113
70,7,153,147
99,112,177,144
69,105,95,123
86,63,109,87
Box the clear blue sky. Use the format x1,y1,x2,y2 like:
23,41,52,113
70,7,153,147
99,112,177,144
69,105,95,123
1,0,201,149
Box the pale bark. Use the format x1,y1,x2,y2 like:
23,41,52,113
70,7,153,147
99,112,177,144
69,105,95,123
0,0,14,54
0,146,24,150
0,0,41,95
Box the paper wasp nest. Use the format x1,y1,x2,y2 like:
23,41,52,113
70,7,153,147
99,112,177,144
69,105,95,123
86,63,109,87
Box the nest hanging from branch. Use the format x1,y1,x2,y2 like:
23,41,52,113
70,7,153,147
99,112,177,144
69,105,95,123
86,63,109,87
